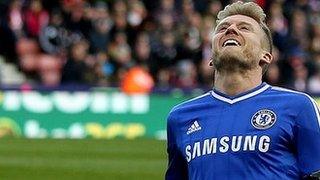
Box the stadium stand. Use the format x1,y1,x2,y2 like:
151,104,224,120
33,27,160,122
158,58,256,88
0,0,319,93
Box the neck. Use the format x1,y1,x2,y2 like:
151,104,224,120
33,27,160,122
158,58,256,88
214,69,262,96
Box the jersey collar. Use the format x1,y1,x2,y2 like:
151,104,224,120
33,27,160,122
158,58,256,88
211,82,270,104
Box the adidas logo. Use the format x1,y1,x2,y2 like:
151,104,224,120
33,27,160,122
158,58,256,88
187,121,201,135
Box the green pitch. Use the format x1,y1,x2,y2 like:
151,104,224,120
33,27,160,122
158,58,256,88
0,138,167,180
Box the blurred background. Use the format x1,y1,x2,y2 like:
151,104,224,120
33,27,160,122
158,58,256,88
0,0,319,179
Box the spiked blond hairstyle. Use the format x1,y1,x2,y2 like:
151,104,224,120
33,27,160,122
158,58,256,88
216,1,273,73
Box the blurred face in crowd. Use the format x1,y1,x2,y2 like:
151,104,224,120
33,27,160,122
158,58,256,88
159,13,174,30
208,0,222,16
96,5,109,19
115,32,127,44
212,15,271,73
113,0,127,15
30,0,42,12
95,19,110,34
51,12,63,26
161,0,174,10
114,14,127,28
71,41,89,61
10,0,22,10
162,32,175,48
182,0,194,14
135,33,150,60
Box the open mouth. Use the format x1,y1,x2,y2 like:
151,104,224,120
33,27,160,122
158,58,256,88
222,39,241,47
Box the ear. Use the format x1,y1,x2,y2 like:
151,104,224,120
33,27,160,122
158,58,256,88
209,57,214,66
260,51,273,65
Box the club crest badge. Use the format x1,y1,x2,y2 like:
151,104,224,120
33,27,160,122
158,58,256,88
251,109,276,130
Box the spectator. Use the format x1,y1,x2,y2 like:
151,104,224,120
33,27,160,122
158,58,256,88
88,1,112,54
308,53,320,93
288,64,309,92
308,71,320,94
112,0,127,16
206,0,222,18
290,8,309,51
24,0,49,38
8,0,24,38
179,0,195,23
265,63,281,86
127,0,147,29
176,11,202,64
109,11,136,46
153,31,177,73
61,39,92,84
174,60,198,88
198,17,214,88
153,0,179,23
63,1,91,39
133,32,153,71
310,23,320,53
108,31,133,69
39,9,67,55
93,51,115,86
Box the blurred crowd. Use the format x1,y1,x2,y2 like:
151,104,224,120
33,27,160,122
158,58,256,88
0,0,320,93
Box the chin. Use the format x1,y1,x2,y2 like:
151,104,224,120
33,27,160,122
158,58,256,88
213,47,254,72
220,47,242,59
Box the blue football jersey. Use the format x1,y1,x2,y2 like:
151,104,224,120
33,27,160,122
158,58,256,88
166,83,320,180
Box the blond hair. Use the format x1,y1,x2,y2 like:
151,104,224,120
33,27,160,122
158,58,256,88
215,1,272,73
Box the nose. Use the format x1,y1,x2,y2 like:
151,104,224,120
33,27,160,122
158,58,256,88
225,24,239,35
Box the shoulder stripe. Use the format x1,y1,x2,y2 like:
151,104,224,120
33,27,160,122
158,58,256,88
185,92,210,103
271,86,297,93
174,92,210,108
272,86,320,128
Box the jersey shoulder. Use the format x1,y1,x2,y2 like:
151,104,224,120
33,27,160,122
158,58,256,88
269,86,317,107
168,92,212,119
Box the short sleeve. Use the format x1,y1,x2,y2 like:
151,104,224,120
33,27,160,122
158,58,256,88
294,96,320,176
165,112,188,180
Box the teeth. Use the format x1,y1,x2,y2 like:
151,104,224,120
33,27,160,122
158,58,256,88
223,39,240,47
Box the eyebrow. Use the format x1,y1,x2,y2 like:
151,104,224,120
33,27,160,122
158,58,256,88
215,22,231,30
238,22,253,27
216,21,254,30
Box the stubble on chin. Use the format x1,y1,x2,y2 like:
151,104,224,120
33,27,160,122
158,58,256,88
212,44,258,73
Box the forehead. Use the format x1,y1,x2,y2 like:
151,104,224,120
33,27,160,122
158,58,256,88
217,14,260,28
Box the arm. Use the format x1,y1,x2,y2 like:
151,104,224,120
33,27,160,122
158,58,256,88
295,96,320,178
165,113,188,180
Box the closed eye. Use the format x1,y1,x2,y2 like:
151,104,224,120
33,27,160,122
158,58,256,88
239,26,250,31
216,22,230,33
217,26,227,32
238,22,253,31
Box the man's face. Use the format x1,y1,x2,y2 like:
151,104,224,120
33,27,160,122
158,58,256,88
212,15,266,72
